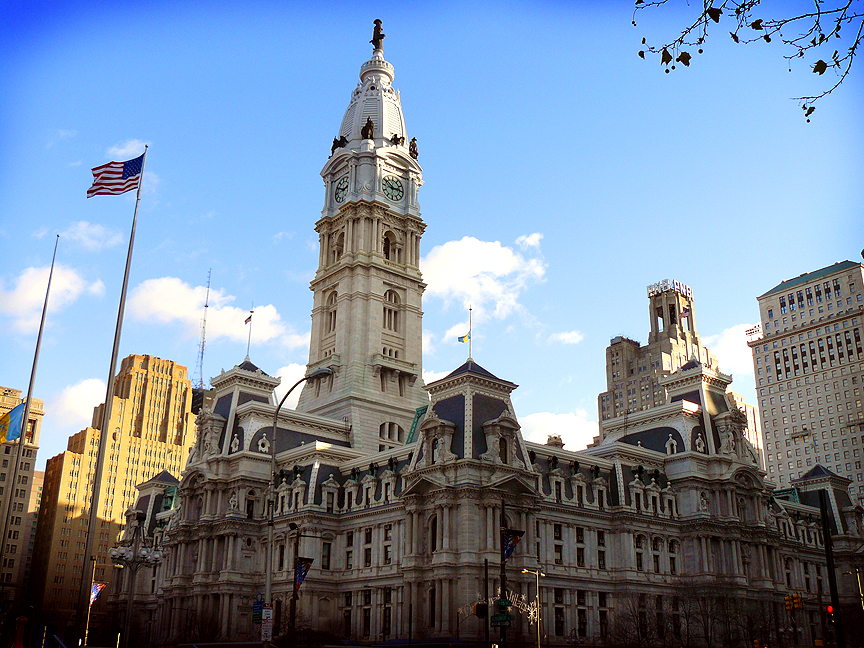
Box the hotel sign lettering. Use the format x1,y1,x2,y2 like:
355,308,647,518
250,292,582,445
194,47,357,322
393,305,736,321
647,279,693,300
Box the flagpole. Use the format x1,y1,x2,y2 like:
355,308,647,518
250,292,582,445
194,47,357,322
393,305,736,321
468,305,473,361
75,146,148,646
0,235,59,577
246,306,254,358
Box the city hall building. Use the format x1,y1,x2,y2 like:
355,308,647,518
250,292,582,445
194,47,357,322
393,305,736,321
114,25,864,647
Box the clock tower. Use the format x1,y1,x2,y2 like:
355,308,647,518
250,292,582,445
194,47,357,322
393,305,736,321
296,23,427,455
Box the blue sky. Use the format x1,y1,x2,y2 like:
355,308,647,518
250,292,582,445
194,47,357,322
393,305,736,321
2,1,862,471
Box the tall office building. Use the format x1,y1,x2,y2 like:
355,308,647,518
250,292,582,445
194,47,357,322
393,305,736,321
0,385,42,606
749,260,864,498
31,354,195,627
597,280,719,428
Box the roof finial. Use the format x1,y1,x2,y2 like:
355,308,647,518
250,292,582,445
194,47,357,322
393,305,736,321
371,19,385,52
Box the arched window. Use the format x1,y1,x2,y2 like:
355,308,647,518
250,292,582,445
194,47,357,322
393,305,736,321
331,232,344,264
379,422,405,444
499,437,508,464
326,291,338,334
246,490,257,520
383,290,400,332
383,231,400,263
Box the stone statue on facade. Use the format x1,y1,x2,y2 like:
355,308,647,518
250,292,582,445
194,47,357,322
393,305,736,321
229,490,238,512
390,133,405,145
230,433,240,453
694,432,706,453
409,137,418,159
331,135,348,156
370,19,385,51
361,117,375,140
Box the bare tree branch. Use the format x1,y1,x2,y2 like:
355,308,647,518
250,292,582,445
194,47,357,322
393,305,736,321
633,0,864,118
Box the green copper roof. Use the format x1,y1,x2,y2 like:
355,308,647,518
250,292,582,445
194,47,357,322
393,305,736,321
759,260,861,299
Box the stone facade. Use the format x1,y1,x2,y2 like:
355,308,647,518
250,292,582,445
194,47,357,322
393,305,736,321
120,28,864,648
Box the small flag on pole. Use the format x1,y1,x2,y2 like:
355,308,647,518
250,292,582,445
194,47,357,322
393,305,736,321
680,306,691,319
87,153,145,197
295,557,314,589
502,528,524,562
245,313,253,324
458,332,471,343
0,404,25,445
90,582,106,606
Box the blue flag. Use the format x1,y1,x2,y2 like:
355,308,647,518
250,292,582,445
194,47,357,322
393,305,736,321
0,404,25,444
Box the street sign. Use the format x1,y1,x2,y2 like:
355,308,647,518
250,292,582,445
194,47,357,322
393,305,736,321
252,600,263,624
261,605,273,641
490,612,512,627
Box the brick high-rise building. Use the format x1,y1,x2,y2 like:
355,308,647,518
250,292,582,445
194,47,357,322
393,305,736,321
0,385,42,607
749,260,864,498
31,354,196,630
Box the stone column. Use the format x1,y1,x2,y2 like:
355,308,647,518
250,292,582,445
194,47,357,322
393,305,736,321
442,505,450,550
435,579,443,632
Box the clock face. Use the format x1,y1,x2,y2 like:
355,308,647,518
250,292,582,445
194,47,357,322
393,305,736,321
334,176,349,203
382,175,404,202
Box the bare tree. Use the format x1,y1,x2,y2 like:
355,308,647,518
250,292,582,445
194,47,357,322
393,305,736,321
633,1,864,118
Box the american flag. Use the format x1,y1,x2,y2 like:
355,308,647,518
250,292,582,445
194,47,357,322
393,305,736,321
87,153,145,197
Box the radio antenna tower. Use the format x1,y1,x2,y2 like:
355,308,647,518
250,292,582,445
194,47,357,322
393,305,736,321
194,269,211,390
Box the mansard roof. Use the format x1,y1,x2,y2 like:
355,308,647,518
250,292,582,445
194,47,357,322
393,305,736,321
796,464,841,481
237,356,269,375
441,358,517,388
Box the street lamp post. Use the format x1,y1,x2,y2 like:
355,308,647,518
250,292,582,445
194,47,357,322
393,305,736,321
522,568,545,648
109,509,163,648
264,368,332,614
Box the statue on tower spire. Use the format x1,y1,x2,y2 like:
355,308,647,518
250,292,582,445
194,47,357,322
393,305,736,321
371,19,385,51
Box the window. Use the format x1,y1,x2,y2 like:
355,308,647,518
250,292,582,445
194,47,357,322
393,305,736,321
326,291,338,334
322,542,331,570
383,290,400,332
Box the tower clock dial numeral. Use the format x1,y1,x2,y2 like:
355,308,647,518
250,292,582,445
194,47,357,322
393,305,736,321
382,175,404,202
334,176,350,203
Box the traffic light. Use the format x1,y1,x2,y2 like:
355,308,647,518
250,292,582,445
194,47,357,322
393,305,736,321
784,595,793,611
793,593,802,609
753,639,760,648
826,604,834,623
474,602,488,618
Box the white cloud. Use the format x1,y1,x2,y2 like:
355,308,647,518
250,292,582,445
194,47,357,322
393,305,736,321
422,330,437,356
128,277,308,349
107,139,149,159
273,364,308,408
0,264,105,333
703,323,756,378
32,227,49,239
52,378,105,431
422,369,451,385
421,236,546,324
516,232,543,250
548,330,585,345
520,410,599,452
61,221,123,251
